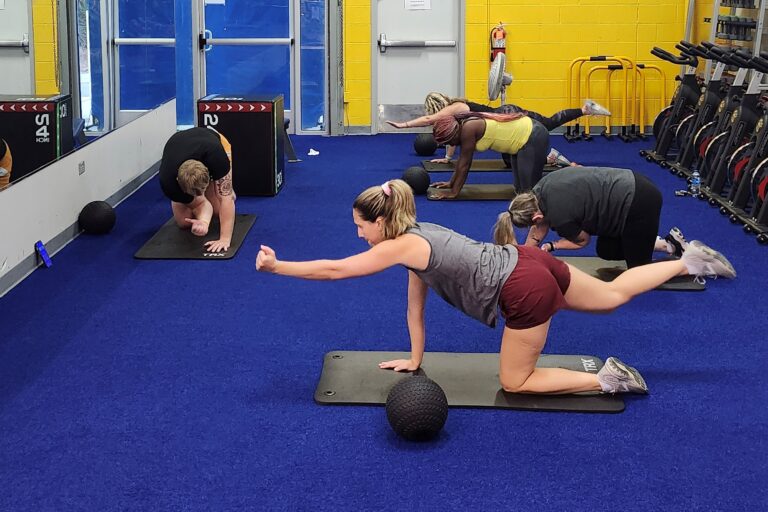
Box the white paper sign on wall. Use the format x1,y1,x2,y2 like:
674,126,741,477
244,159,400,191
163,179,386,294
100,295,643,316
405,0,431,10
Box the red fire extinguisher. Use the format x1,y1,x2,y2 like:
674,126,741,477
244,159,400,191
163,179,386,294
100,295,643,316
490,22,506,62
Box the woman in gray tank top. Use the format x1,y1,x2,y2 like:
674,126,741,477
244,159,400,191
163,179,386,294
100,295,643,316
256,179,736,395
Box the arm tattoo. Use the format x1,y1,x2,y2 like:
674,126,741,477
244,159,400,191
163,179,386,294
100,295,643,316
215,172,233,196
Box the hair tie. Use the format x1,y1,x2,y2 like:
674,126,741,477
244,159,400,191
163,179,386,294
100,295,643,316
381,182,392,197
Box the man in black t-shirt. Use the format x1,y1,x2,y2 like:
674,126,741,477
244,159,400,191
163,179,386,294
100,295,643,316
504,167,686,268
158,127,236,252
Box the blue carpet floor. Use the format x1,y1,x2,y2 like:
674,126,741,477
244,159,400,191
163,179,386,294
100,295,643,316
1,134,766,510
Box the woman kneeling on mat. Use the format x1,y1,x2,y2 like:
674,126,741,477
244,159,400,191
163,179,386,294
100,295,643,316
428,111,550,199
500,167,695,269
255,180,736,395
386,92,610,165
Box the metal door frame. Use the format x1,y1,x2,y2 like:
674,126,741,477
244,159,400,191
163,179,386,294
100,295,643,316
328,0,343,135
294,0,331,134
370,2,465,135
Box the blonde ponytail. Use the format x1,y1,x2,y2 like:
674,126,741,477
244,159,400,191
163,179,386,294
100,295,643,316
353,179,417,239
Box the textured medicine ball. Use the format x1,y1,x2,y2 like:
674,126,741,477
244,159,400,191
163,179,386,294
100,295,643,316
402,166,431,195
78,201,116,234
386,376,448,441
413,133,438,156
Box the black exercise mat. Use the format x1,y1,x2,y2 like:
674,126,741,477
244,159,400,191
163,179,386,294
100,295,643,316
134,214,257,260
422,159,562,173
427,184,516,201
559,256,705,291
423,159,506,172
315,351,624,413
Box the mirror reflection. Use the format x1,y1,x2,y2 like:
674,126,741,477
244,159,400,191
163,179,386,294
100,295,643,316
0,0,176,190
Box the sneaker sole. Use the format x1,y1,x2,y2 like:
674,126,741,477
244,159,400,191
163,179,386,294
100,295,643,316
606,357,649,393
669,227,686,246
690,241,737,278
584,100,611,116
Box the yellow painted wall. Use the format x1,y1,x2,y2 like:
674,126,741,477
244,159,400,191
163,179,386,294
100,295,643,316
343,0,692,129
343,0,372,126
694,1,716,43
32,0,60,95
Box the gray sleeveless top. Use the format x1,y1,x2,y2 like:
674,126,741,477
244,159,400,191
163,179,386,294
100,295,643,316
406,223,519,327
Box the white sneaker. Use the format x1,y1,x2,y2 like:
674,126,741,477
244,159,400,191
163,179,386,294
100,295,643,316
546,148,573,167
597,357,649,394
681,240,737,280
584,99,611,116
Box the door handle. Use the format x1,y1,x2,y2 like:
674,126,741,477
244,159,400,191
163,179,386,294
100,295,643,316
377,33,455,53
0,34,29,54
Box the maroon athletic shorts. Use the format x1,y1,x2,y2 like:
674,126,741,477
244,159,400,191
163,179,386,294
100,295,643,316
498,246,572,329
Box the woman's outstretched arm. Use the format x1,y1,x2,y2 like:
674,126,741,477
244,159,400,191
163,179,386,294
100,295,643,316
256,238,413,280
386,102,469,128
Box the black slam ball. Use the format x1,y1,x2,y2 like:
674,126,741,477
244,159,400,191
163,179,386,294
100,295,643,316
402,166,431,195
386,376,448,441
78,201,116,234
413,133,438,156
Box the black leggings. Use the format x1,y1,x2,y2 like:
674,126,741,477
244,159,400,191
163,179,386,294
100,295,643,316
596,173,662,268
495,104,583,131
505,120,550,191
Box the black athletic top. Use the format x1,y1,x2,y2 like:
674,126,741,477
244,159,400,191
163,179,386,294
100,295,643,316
467,101,526,116
159,128,230,204
0,139,7,160
466,101,495,113
533,167,636,240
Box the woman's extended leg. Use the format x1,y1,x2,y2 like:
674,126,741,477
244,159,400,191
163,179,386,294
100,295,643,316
498,320,601,394
564,260,686,312
565,238,736,312
527,109,584,131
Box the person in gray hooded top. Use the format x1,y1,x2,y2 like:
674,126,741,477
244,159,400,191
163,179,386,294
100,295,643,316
255,179,736,395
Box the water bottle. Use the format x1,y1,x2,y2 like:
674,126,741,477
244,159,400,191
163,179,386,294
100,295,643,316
690,170,701,197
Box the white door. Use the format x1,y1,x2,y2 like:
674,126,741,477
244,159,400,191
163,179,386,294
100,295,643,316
0,1,34,94
375,0,461,133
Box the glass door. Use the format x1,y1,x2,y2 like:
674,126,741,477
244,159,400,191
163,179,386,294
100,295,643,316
76,0,176,132
195,0,326,134
112,0,176,127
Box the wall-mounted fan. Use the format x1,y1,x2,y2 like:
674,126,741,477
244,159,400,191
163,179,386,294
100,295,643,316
488,53,513,104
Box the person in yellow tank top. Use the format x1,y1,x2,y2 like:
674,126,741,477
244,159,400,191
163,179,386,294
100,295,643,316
429,112,550,199
385,92,609,165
